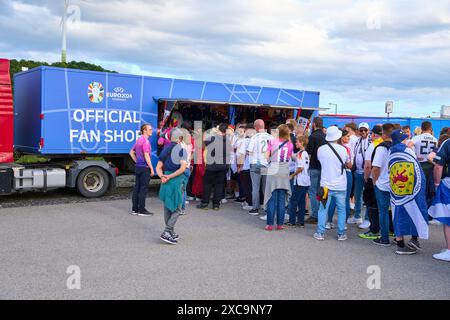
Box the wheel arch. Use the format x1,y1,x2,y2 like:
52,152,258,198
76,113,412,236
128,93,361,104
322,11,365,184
67,160,116,191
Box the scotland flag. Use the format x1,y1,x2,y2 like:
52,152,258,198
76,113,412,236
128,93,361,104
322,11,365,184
428,138,450,226
429,178,450,226
388,144,429,239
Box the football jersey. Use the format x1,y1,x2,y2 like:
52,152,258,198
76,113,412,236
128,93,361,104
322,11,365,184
412,133,438,162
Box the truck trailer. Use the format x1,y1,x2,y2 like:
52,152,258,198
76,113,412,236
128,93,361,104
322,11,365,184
0,58,320,198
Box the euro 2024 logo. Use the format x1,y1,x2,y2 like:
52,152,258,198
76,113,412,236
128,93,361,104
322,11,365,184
88,82,104,103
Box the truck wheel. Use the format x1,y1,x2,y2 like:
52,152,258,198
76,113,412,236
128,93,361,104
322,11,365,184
76,167,110,198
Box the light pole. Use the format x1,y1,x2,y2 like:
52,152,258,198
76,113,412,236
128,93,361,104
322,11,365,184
328,103,338,115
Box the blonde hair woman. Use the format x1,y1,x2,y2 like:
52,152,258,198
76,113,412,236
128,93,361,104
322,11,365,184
263,124,294,231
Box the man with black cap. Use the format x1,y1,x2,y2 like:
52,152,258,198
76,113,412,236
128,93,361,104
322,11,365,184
359,125,384,239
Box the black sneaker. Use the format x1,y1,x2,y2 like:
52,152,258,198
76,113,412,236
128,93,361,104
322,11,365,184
130,210,138,216
196,203,209,210
395,246,417,255
160,232,177,245
299,223,305,228
285,222,296,227
373,238,391,247
407,239,421,250
305,217,318,224
171,233,179,240
234,198,246,203
138,208,154,216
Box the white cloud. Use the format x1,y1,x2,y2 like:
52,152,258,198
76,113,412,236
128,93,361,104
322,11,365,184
0,0,449,116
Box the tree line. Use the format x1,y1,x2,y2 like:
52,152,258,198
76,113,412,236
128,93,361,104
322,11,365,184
9,59,116,85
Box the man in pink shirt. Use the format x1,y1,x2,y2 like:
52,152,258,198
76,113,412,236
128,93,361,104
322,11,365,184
129,124,155,216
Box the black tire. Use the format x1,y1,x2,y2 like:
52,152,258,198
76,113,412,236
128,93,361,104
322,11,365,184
76,167,110,198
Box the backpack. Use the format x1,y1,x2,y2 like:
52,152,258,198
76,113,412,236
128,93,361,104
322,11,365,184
370,141,392,167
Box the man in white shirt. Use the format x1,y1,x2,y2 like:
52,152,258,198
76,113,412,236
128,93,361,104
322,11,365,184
359,125,383,239
371,123,395,247
314,126,351,241
349,122,371,226
412,121,438,207
247,119,273,214
237,124,254,211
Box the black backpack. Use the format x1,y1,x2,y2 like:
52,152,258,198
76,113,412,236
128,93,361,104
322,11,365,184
370,141,392,167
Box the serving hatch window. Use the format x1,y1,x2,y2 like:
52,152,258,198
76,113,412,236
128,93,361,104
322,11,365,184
158,99,317,132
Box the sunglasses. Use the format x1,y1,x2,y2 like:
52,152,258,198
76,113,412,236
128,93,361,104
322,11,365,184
359,128,368,132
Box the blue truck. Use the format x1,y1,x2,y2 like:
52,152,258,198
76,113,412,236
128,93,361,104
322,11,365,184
0,61,320,197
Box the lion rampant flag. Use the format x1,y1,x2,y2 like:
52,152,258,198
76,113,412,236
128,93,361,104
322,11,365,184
388,144,429,239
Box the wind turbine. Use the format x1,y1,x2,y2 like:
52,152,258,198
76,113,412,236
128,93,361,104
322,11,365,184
61,0,69,63
61,0,88,63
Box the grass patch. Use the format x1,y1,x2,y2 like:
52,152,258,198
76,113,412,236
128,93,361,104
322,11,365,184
15,155,49,164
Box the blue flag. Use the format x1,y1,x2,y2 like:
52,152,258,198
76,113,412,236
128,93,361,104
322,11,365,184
388,144,429,239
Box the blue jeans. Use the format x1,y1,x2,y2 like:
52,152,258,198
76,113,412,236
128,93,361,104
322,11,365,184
266,189,287,226
308,169,321,219
328,171,353,222
375,186,391,242
288,185,309,224
353,172,367,220
181,168,191,211
132,166,151,212
317,190,347,236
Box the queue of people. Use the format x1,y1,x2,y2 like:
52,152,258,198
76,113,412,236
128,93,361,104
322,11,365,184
128,118,450,262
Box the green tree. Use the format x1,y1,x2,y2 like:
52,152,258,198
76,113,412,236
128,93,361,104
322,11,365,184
9,59,116,86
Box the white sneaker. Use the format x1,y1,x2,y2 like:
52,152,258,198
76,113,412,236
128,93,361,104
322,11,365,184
186,196,195,201
180,210,186,215
325,222,335,230
354,218,363,225
358,220,371,229
185,201,189,205
314,233,325,241
241,201,248,207
433,249,450,262
259,214,267,221
242,205,253,211
347,217,357,224
337,234,348,241
345,225,348,230
221,199,228,204
429,219,442,226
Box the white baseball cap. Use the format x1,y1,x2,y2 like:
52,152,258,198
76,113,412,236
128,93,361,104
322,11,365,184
326,126,342,142
358,122,370,130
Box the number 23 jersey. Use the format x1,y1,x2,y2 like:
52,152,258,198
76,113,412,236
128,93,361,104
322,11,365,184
412,133,438,162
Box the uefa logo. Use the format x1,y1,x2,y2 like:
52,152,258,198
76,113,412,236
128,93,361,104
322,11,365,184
88,82,104,103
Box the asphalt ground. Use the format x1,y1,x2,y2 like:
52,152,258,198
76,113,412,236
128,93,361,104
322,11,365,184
0,197,448,300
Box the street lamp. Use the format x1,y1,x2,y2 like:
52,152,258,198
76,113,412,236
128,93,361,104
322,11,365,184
328,103,338,115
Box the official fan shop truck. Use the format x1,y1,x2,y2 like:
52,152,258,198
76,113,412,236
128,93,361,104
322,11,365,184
0,58,320,198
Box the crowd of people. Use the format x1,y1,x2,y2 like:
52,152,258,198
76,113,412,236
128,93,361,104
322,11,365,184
129,117,450,263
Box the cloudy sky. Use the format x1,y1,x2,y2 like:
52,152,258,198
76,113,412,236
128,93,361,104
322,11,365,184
1,0,449,117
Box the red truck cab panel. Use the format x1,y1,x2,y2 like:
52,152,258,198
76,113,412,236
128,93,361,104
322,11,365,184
0,58,14,163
